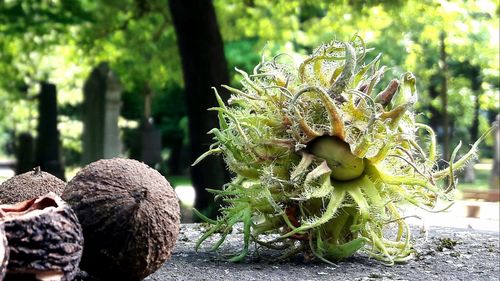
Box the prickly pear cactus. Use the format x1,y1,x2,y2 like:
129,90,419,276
194,37,490,264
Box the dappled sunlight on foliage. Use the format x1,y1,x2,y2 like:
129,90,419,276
0,0,497,184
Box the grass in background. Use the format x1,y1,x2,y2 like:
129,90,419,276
0,158,15,184
457,168,491,191
168,175,192,187
3,160,496,196
0,176,9,184
457,159,493,191
167,175,195,222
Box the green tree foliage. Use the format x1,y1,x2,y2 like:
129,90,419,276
215,0,499,159
0,0,184,166
77,0,181,91
0,0,91,159
0,0,498,169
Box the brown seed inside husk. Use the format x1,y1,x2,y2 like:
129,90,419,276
0,192,83,281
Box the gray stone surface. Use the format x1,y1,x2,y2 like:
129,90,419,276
145,224,499,281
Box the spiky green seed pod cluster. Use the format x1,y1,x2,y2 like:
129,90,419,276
194,37,490,264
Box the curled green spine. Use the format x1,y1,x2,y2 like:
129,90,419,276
193,36,494,265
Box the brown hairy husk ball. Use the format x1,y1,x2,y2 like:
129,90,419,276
61,158,180,281
0,169,65,204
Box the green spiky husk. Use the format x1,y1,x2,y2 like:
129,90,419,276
194,37,488,264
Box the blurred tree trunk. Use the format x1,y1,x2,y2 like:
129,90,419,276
427,76,441,166
167,137,183,175
169,0,229,218
463,65,482,183
35,82,65,180
439,32,450,163
490,115,500,189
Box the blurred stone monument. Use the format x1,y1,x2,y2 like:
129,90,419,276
139,89,162,168
141,118,162,168
490,115,499,189
15,132,34,174
82,62,122,164
34,82,65,180
463,160,476,183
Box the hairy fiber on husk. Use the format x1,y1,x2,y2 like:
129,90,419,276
194,37,492,264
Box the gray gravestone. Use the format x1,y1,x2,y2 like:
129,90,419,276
463,162,476,183
35,82,65,180
140,119,162,168
15,132,34,174
82,62,122,164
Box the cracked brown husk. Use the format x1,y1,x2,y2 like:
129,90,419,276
193,36,494,265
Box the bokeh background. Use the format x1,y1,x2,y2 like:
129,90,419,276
0,0,498,228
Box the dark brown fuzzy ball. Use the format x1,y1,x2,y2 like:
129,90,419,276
62,158,180,281
0,170,65,204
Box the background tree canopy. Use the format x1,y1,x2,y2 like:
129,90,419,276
0,0,498,214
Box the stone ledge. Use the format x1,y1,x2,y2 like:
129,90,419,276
145,224,499,281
